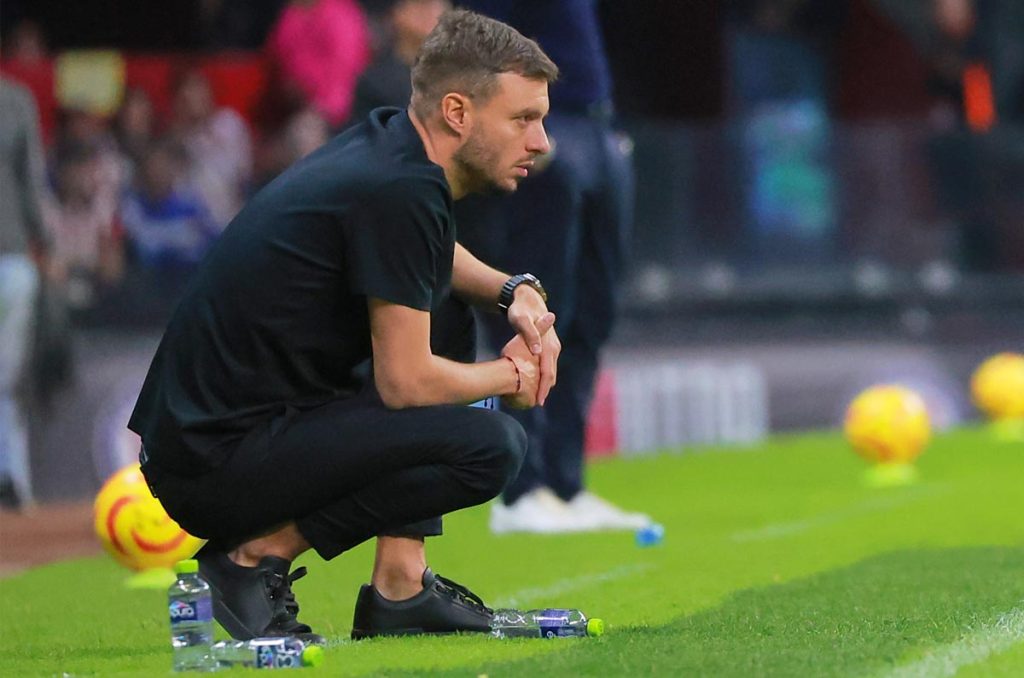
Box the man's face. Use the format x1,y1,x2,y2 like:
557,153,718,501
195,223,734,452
453,73,551,194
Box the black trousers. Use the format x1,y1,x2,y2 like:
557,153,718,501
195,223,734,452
142,299,527,560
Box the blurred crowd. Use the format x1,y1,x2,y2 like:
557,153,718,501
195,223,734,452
0,0,1021,326
0,0,453,329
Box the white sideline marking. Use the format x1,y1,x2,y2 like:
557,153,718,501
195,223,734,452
494,563,655,608
730,485,949,543
875,606,1024,678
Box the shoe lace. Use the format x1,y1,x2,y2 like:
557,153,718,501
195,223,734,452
434,574,493,614
264,566,310,630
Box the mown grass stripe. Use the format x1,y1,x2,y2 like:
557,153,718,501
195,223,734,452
878,606,1024,678
493,563,654,608
730,483,950,542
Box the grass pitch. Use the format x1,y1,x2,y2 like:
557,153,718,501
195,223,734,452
1,426,1022,676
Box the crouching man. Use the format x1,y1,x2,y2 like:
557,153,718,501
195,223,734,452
130,9,560,641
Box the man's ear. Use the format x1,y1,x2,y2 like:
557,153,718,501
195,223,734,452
440,93,471,137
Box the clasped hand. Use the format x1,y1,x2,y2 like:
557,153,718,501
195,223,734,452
501,310,560,409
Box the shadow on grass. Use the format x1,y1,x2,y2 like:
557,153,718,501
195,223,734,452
392,546,1024,677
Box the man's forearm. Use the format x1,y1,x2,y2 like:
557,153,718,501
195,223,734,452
376,353,520,409
451,243,507,311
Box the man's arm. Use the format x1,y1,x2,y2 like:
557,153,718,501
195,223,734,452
450,242,508,309
451,242,561,405
369,297,540,409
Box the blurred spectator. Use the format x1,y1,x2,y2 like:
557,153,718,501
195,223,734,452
349,0,449,124
167,69,253,228
456,1,642,533
253,106,330,188
2,19,48,65
728,0,847,111
120,139,218,270
200,0,289,49
0,77,49,509
837,0,941,119
52,106,126,211
49,140,124,313
980,0,1024,124
726,0,846,264
112,88,157,187
266,0,372,129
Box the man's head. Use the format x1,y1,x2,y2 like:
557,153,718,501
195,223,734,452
410,9,558,194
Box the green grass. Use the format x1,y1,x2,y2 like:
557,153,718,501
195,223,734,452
2,426,1022,676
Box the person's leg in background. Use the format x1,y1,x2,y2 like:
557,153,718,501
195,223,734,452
0,254,40,509
456,119,587,532
460,114,648,532
540,121,649,529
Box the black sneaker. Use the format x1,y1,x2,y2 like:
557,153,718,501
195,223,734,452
197,549,324,645
350,568,493,639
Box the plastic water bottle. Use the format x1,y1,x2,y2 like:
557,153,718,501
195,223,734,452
168,559,217,672
469,396,498,410
211,638,325,670
491,608,604,639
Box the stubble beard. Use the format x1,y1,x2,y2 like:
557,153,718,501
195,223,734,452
453,128,517,195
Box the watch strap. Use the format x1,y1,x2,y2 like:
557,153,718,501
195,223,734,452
497,273,547,313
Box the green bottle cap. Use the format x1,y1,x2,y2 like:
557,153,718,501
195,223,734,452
586,618,605,637
173,559,198,574
302,644,325,668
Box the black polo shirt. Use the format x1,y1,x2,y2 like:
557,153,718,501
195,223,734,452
129,108,454,474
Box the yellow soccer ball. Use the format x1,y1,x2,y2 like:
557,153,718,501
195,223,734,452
971,353,1024,421
844,385,931,464
93,465,204,571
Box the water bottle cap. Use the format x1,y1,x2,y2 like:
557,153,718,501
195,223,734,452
586,618,605,637
173,559,198,574
302,645,325,667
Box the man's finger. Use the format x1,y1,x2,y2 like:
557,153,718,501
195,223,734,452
519,323,543,355
537,348,556,405
534,312,556,335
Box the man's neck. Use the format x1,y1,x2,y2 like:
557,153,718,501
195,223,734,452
407,107,467,200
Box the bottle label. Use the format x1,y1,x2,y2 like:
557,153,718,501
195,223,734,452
169,598,213,625
537,608,571,638
254,642,302,668
469,397,497,410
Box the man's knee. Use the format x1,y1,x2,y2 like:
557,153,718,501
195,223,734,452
459,412,527,501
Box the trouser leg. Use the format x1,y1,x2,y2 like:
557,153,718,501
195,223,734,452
0,255,39,505
542,123,634,501
159,397,526,560
149,297,527,559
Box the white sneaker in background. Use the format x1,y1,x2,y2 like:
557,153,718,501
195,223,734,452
565,491,652,531
489,487,579,534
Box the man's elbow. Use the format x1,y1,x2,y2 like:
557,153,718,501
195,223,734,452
375,374,427,409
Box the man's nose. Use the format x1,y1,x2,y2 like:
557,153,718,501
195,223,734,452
527,124,551,156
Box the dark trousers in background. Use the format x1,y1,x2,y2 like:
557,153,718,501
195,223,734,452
142,298,527,560
456,112,634,504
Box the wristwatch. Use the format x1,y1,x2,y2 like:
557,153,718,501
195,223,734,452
497,273,548,313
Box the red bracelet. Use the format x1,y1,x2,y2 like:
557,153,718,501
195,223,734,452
504,356,521,395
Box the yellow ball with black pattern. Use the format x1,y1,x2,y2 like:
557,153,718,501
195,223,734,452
971,353,1024,421
844,385,931,464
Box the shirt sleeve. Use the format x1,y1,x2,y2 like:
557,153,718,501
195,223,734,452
345,176,450,311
